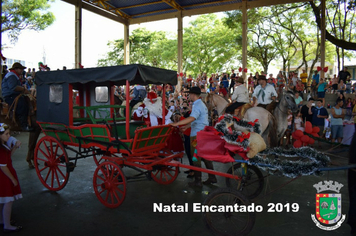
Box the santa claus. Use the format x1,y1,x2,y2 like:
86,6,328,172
132,91,174,126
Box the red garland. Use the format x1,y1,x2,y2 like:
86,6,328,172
233,116,241,122
213,129,224,136
236,132,251,143
217,115,225,123
247,119,259,126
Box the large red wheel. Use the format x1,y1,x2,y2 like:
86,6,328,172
93,150,105,166
34,136,70,191
151,165,179,185
93,161,127,208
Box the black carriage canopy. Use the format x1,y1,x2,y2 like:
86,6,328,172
35,64,178,86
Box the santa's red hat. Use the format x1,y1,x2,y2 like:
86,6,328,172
147,91,158,103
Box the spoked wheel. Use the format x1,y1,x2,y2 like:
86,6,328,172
93,161,126,208
150,165,179,185
34,136,70,191
225,163,264,200
93,150,105,166
203,188,255,236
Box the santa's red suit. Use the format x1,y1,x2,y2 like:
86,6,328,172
132,91,173,127
133,91,184,153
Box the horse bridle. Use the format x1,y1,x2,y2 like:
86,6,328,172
208,95,218,112
276,93,296,114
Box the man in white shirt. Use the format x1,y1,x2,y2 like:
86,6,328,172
231,77,249,103
252,75,277,112
226,77,250,117
291,72,300,86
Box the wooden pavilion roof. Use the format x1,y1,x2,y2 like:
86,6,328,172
62,0,306,25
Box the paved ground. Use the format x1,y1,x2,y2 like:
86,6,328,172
1,131,353,236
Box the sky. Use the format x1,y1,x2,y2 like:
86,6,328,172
1,0,199,70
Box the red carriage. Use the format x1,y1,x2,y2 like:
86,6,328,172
32,64,280,235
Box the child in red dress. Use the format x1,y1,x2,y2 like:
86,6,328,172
0,123,23,232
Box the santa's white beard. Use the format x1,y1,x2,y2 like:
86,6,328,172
143,97,163,118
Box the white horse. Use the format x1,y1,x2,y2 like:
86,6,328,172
205,91,298,147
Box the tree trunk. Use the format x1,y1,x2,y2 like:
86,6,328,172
309,1,356,51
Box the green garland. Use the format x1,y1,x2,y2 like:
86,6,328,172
248,146,330,178
306,133,350,147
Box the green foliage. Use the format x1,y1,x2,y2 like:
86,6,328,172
1,0,55,42
324,0,356,66
99,4,355,75
98,14,239,76
183,14,238,75
97,28,176,68
224,2,344,74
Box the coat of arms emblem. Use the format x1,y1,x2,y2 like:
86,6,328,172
311,180,346,230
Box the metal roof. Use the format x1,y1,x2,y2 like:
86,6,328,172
62,0,306,25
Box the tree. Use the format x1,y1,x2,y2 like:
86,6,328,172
99,14,239,76
224,8,279,73
224,3,337,76
97,28,176,68
1,0,55,42
309,0,356,51
183,14,238,76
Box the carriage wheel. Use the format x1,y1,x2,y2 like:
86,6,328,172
34,136,69,191
225,163,264,200
203,188,255,236
151,165,179,185
93,150,105,166
93,161,126,208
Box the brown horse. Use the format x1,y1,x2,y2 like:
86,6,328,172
0,95,41,168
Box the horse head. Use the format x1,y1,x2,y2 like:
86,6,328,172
204,93,214,113
281,90,299,114
204,93,229,116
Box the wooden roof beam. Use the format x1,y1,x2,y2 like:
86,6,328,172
161,0,184,11
113,1,162,11
62,0,128,24
88,0,131,19
183,0,237,9
129,0,307,24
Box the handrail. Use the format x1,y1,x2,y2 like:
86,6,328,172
73,105,131,124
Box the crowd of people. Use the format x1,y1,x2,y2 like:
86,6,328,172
121,66,354,150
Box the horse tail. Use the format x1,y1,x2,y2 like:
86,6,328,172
264,113,278,147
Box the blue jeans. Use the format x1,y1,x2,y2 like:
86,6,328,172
331,125,343,139
184,134,193,166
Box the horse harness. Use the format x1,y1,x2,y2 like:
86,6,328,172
5,93,36,125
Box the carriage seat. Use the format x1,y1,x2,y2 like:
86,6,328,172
73,122,85,126
111,120,146,140
44,124,68,131
114,120,145,125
